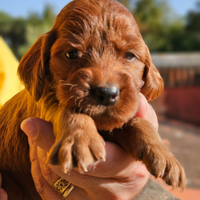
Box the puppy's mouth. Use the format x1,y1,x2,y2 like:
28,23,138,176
58,81,139,131
73,104,133,131
66,89,138,131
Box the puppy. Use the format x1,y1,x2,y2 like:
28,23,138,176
0,0,185,199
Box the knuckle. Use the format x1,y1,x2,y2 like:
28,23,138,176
30,156,38,164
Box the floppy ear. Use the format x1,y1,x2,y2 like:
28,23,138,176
17,31,56,102
141,46,164,101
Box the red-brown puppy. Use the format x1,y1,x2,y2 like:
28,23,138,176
0,0,185,199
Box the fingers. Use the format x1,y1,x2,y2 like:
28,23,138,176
0,174,8,200
29,142,89,200
48,142,149,188
21,118,140,178
136,93,158,130
21,117,55,152
48,147,149,200
29,140,61,200
20,96,153,199
49,142,133,178
21,115,150,179
83,142,136,177
21,118,61,198
26,122,149,200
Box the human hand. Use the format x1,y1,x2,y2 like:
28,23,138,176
20,93,158,200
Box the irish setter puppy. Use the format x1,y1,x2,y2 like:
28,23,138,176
0,0,185,199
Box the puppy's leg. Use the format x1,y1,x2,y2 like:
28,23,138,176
46,112,105,173
111,118,186,189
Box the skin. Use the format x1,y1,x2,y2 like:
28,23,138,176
0,93,158,200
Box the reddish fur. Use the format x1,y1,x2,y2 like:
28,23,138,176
0,0,185,199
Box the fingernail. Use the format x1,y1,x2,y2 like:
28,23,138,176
21,118,38,139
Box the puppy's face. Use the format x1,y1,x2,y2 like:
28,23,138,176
18,0,163,131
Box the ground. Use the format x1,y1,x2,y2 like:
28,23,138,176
157,115,200,199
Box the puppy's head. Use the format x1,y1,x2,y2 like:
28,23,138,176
18,0,163,131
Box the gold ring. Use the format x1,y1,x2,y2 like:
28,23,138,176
53,178,75,198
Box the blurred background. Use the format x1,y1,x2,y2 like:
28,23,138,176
0,0,200,199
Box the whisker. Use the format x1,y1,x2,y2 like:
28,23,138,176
89,109,93,117
66,95,75,103
59,80,78,90
60,83,78,90
79,107,83,113
78,99,83,107
73,106,76,114
75,97,81,106
59,80,67,82
85,108,90,115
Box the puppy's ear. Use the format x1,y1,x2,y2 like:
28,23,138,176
141,46,164,101
18,31,56,101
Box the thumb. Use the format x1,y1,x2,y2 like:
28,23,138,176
21,117,55,152
136,93,158,130
136,93,148,119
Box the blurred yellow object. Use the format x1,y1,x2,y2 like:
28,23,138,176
0,36,24,107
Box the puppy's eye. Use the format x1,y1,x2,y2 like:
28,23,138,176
66,51,80,59
124,52,136,61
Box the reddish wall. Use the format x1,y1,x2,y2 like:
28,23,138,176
151,86,200,124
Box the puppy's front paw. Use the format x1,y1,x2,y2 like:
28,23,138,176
144,144,186,189
46,129,106,174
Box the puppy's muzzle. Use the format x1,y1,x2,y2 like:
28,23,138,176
92,86,120,106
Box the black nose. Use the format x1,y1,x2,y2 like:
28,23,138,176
93,86,120,106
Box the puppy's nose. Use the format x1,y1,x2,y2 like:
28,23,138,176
93,86,120,106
